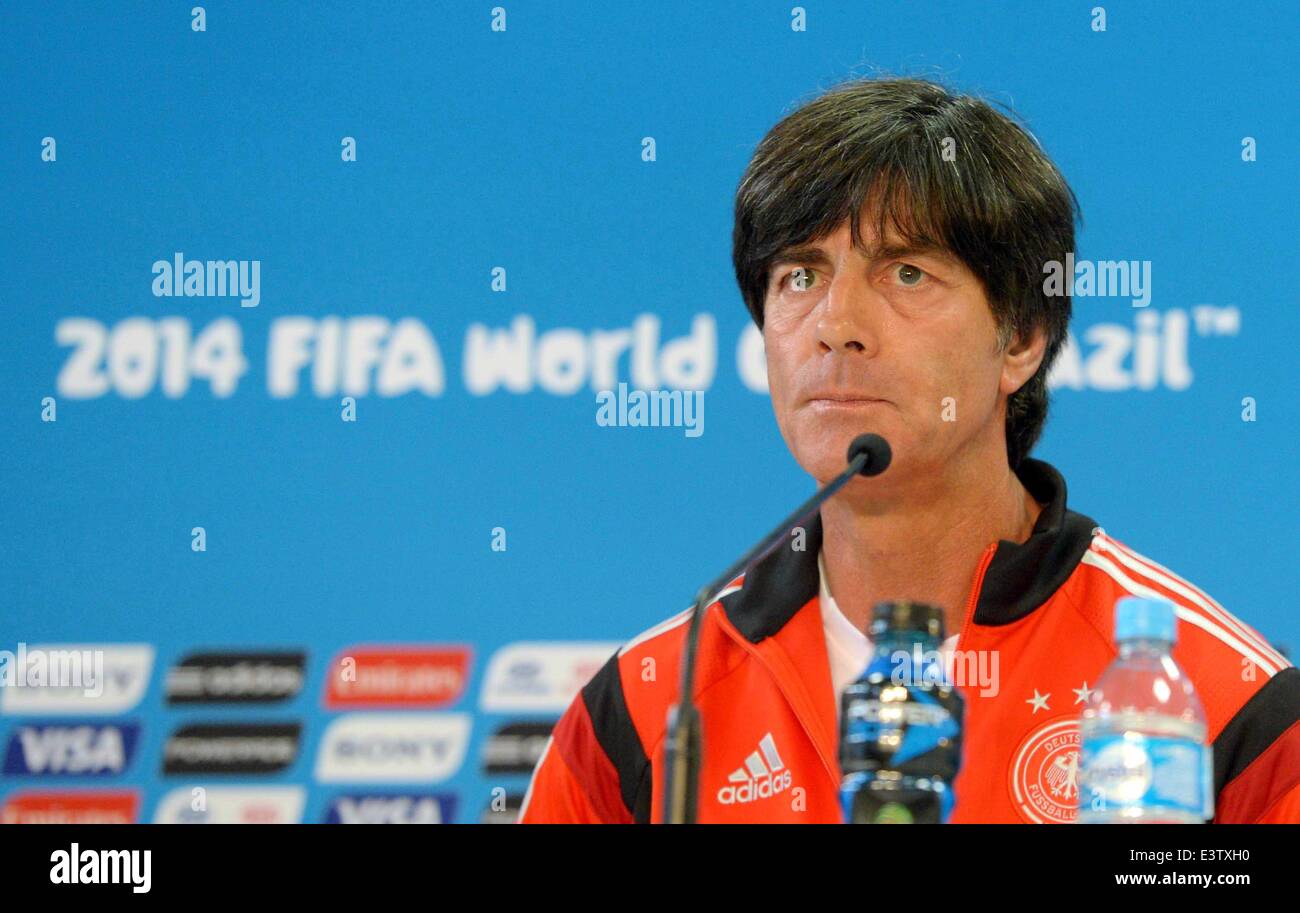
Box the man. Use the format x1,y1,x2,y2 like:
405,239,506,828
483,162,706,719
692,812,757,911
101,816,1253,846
520,78,1299,823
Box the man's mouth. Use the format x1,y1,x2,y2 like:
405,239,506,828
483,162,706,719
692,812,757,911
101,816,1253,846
806,393,890,407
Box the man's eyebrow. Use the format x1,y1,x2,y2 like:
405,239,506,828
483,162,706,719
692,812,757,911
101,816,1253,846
769,244,834,269
868,242,954,263
768,241,955,272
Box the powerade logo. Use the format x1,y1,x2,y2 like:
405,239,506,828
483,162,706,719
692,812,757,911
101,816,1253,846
850,700,953,727
324,794,457,824
482,721,555,775
162,723,302,775
166,651,306,704
3,723,141,776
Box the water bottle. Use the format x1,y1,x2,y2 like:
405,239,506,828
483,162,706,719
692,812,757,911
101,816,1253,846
839,601,963,824
1078,596,1214,823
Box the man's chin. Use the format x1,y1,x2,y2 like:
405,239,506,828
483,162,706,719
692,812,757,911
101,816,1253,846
798,445,908,490
795,427,902,481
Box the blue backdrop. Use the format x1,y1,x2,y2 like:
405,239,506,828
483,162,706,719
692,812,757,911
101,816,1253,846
1,0,1295,823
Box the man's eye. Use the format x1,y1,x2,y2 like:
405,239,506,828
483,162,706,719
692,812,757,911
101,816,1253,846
784,267,818,292
894,263,926,287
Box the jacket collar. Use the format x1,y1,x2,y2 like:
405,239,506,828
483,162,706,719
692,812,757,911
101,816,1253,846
718,457,1099,641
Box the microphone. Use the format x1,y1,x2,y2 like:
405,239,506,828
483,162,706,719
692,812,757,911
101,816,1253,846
661,433,892,823
845,433,892,479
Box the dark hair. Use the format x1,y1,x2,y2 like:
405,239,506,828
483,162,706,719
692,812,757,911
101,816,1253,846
732,77,1078,469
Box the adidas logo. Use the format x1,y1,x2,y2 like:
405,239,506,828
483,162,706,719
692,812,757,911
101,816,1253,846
716,732,793,805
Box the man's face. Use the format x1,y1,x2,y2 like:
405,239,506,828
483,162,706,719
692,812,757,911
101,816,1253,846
762,216,1037,490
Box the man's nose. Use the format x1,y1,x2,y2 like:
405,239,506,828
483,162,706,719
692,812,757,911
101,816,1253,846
815,274,880,356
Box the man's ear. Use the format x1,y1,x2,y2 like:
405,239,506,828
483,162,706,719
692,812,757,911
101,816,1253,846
999,324,1047,397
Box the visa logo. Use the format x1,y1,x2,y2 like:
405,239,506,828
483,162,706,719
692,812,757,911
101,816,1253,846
325,794,455,824
3,723,140,776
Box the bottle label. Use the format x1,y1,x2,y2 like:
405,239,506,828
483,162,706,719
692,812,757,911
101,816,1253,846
1080,733,1213,819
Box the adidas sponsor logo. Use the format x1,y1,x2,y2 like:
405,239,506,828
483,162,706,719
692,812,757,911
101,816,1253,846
716,732,793,805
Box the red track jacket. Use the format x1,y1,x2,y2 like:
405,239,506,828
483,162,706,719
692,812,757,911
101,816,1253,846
520,459,1300,823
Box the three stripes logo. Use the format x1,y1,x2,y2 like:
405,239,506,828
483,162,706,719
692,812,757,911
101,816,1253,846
716,732,793,805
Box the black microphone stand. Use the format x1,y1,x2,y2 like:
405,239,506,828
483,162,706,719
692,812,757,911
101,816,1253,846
661,433,891,823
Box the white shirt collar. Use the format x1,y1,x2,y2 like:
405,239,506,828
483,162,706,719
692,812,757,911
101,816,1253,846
818,550,871,650
817,549,961,702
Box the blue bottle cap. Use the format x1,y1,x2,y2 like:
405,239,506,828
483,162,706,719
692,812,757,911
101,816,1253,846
1114,596,1177,643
